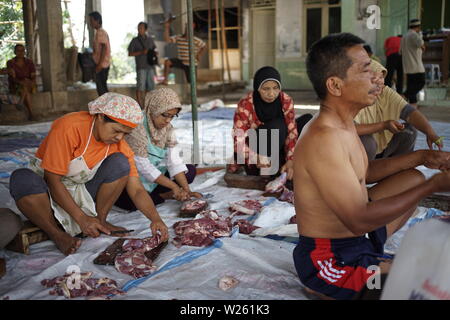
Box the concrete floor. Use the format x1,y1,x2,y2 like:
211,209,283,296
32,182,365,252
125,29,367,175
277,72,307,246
3,84,450,125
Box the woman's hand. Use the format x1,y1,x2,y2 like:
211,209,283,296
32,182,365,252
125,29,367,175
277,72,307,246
150,219,169,242
172,186,189,201
78,216,111,238
280,160,294,180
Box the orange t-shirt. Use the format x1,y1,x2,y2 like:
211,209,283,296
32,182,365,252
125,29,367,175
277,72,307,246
35,111,138,177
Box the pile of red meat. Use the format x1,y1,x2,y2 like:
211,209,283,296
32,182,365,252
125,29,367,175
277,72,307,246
94,235,166,279
115,236,162,278
41,272,125,299
173,210,232,247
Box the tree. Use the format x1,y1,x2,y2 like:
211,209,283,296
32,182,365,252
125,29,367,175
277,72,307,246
109,31,135,83
0,0,24,68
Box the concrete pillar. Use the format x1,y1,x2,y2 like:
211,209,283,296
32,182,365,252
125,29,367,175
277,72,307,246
37,0,66,93
22,0,35,61
85,0,102,49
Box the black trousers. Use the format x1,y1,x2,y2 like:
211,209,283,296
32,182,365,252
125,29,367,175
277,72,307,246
95,67,110,96
170,58,196,83
405,73,425,104
385,53,403,95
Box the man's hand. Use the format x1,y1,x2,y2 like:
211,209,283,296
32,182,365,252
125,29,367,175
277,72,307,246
150,219,169,242
426,133,444,151
280,160,294,180
384,120,404,134
422,150,450,171
78,216,111,238
95,64,102,73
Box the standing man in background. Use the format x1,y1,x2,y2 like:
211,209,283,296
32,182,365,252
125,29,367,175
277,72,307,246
162,19,206,85
384,34,403,95
400,19,426,108
128,22,158,108
89,11,111,96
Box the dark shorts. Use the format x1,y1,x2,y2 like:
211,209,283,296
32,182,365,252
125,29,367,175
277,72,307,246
9,153,130,202
293,226,387,300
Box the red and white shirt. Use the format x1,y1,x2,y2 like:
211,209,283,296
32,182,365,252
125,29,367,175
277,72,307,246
232,91,298,166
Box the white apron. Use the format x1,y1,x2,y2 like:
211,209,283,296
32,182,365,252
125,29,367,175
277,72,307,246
29,118,110,236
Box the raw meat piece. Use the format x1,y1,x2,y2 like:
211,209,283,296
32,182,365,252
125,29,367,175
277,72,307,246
41,272,124,299
265,172,287,193
180,199,209,217
279,187,294,204
114,235,162,279
218,276,239,291
233,219,260,235
289,215,297,224
93,239,126,265
93,235,166,279
195,209,220,220
144,241,168,262
229,200,263,216
94,237,165,266
115,251,157,279
172,216,232,248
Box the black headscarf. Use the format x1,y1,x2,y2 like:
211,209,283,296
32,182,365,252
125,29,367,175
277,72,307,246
252,66,283,123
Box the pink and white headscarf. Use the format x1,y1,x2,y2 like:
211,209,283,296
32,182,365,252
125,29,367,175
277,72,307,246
88,93,143,128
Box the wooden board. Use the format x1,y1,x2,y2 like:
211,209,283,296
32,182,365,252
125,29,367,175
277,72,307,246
224,172,272,191
6,220,49,255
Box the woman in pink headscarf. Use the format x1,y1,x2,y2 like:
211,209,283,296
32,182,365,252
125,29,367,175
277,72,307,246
9,93,168,256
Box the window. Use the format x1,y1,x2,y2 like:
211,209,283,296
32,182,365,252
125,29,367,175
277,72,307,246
304,0,341,52
422,0,450,32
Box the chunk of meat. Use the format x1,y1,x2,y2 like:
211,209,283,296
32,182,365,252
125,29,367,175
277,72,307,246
265,172,287,193
114,235,162,279
93,239,126,265
180,199,209,217
115,251,157,279
172,216,232,248
218,276,239,291
289,215,297,224
233,219,260,235
41,272,124,299
279,187,294,204
229,200,263,216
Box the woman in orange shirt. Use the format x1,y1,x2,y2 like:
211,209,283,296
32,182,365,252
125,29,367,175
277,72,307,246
9,93,168,256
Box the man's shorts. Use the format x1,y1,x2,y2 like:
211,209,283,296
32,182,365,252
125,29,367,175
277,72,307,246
293,226,387,300
136,68,155,92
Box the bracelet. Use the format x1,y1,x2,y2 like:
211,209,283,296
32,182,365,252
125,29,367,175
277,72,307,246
434,136,444,146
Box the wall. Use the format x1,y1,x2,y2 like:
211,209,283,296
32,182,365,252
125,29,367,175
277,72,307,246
274,0,311,90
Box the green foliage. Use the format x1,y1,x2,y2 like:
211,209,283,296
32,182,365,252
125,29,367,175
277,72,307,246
0,0,24,68
109,31,136,83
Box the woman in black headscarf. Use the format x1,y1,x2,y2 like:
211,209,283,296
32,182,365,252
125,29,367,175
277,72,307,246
229,66,307,180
